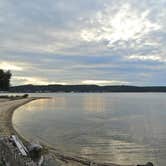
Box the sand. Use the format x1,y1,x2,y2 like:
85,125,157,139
0,98,35,137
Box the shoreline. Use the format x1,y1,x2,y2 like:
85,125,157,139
0,97,36,137
0,97,135,166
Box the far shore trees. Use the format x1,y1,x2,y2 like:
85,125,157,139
0,69,12,91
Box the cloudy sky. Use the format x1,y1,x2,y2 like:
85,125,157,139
0,0,165,86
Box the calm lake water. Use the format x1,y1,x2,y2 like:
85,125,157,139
13,93,166,165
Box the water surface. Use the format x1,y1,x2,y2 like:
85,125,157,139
13,93,166,165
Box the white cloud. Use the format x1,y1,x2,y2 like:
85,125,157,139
127,54,166,62
82,80,129,85
13,77,129,86
81,4,161,46
13,76,67,85
0,62,23,71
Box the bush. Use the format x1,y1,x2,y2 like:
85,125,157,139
22,94,29,98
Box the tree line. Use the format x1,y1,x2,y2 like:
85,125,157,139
10,84,166,93
0,69,12,90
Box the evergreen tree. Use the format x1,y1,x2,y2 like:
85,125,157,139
0,69,12,90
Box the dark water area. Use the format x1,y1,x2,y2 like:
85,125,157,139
12,93,166,165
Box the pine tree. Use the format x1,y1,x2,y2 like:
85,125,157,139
0,69,12,90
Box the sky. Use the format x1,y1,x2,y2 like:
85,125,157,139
0,0,165,86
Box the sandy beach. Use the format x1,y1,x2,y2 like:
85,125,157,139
0,98,35,137
0,98,134,166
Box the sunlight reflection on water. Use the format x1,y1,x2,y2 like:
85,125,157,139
13,93,166,165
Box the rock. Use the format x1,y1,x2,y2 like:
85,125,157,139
146,162,154,166
137,162,154,166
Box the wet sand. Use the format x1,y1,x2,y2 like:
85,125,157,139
0,98,134,166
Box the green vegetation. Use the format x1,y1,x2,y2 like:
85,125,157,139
0,94,29,100
0,69,12,91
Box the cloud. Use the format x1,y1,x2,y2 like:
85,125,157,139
0,62,23,71
0,0,165,86
81,4,161,46
13,76,130,86
127,54,166,62
82,80,129,85
13,76,67,85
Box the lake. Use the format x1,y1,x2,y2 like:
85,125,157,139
13,93,166,165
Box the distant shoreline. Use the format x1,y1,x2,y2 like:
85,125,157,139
9,84,166,93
